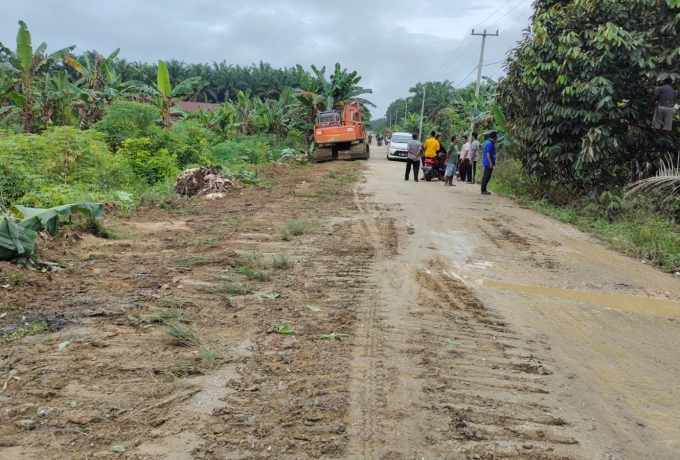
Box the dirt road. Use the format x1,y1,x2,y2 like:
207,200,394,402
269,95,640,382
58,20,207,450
2,151,680,459
346,150,680,459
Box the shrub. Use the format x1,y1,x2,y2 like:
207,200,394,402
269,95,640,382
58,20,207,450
0,127,139,207
210,135,272,165
118,137,180,185
168,120,217,167
94,101,161,151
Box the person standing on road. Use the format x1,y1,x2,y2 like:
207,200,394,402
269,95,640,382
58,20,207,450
444,135,459,186
459,136,470,182
480,132,497,195
368,133,373,145
653,78,676,131
405,133,422,182
468,132,481,184
436,134,447,180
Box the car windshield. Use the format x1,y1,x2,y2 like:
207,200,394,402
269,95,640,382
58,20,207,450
391,135,411,144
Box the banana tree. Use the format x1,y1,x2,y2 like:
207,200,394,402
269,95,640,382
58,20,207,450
131,60,201,129
0,21,75,133
39,70,82,127
65,49,140,127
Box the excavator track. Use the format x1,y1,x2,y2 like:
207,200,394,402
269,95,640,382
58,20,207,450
315,142,370,163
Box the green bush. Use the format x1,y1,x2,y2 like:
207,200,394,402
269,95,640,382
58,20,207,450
0,127,139,207
168,120,217,167
94,101,161,151
118,137,180,185
210,135,273,165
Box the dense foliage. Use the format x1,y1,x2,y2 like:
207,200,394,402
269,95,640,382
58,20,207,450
497,0,680,194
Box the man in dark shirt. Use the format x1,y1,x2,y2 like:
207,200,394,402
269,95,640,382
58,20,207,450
653,78,676,131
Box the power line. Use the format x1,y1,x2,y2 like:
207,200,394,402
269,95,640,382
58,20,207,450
488,0,532,30
498,7,534,31
427,0,522,81
456,66,479,89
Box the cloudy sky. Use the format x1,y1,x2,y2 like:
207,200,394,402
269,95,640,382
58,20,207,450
1,0,534,117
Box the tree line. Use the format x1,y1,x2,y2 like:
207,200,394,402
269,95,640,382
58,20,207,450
0,21,374,135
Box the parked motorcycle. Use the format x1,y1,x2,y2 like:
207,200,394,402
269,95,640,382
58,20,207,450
423,157,444,181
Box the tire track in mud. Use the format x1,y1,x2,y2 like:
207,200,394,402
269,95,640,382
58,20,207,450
347,186,581,458
413,261,579,458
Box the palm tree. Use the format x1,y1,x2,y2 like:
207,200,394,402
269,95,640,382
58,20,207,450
0,21,75,132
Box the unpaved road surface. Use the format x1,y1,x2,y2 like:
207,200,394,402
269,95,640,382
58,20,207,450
2,152,680,459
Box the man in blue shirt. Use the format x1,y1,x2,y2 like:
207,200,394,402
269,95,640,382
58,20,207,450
480,132,497,195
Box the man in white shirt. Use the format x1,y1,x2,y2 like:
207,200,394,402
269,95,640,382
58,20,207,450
459,136,470,182
468,132,481,184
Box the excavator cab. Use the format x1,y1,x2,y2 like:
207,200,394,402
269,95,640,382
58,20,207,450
317,111,342,127
313,101,370,162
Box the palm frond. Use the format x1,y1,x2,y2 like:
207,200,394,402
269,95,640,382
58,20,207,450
624,154,680,198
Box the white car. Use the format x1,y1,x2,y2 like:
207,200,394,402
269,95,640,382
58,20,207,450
386,132,414,161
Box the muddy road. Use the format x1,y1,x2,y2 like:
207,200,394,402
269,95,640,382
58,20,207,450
1,151,680,459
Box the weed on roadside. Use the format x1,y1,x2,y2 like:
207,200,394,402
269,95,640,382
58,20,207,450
150,306,186,324
239,266,272,281
166,320,204,347
225,217,241,228
236,250,267,269
272,253,293,269
278,219,318,240
174,256,208,266
200,347,220,368
184,235,220,247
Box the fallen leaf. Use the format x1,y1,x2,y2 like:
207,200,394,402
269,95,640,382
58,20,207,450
307,306,321,312
445,339,460,346
58,341,71,351
109,445,125,453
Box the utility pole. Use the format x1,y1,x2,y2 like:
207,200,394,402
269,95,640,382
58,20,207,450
389,112,392,128
418,84,427,140
470,29,498,133
405,99,408,126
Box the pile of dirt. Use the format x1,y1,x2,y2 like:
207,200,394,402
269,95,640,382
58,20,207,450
174,166,233,197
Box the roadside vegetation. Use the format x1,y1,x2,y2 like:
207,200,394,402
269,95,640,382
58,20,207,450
0,21,374,211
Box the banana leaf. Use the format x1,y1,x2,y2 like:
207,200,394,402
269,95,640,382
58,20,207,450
10,202,104,236
0,216,37,260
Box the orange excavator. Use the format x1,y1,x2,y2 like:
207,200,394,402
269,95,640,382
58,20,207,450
313,101,370,162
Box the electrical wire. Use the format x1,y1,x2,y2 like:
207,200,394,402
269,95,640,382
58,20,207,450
498,7,534,31
487,0,532,30
455,66,480,89
426,0,522,81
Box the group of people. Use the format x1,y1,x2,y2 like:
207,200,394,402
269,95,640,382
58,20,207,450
405,130,497,195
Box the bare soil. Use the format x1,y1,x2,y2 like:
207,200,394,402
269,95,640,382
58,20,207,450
2,153,680,459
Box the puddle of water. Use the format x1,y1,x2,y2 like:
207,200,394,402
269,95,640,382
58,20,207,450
483,279,680,317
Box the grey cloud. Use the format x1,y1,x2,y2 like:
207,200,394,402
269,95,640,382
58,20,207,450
0,0,534,116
